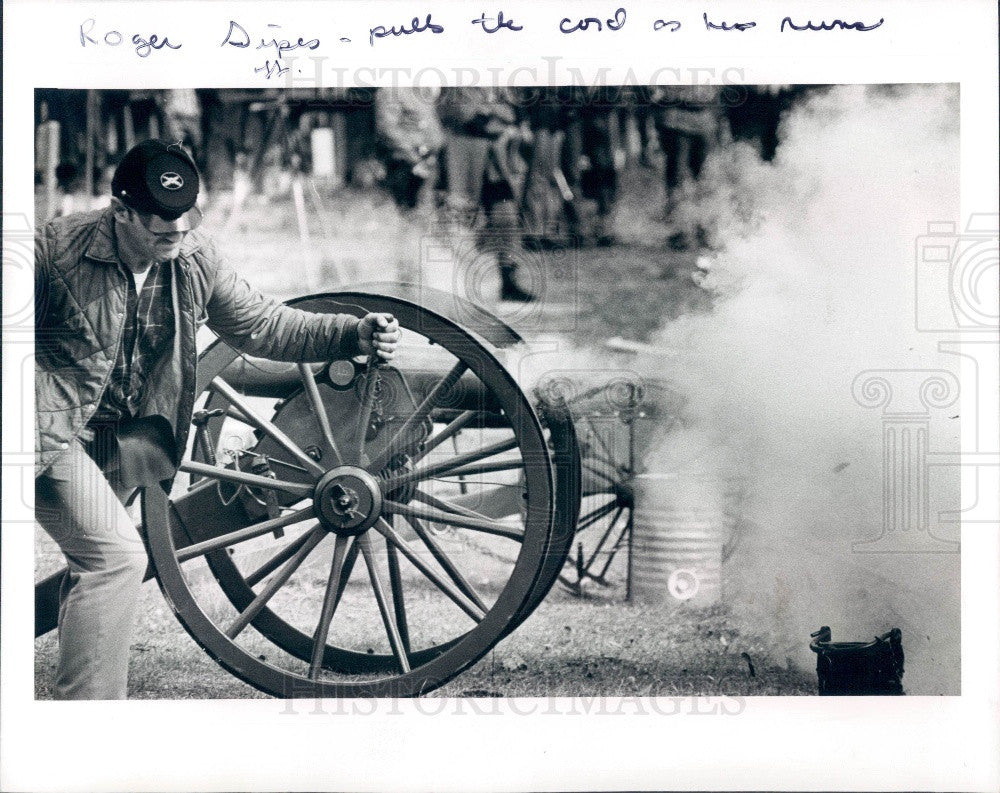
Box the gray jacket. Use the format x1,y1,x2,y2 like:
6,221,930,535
35,207,360,475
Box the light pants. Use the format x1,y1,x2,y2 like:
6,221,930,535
35,437,147,699
444,133,491,214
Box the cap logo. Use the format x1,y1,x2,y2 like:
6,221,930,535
160,172,184,190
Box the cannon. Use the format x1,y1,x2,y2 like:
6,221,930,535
35,284,648,698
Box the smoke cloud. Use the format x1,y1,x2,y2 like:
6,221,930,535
647,84,961,694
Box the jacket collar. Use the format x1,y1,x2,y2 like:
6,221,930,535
82,208,119,263
84,206,204,265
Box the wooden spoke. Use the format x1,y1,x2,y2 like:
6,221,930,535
411,410,479,464
262,457,311,475
297,363,343,466
583,505,626,571
402,515,488,613
225,528,325,640
354,362,380,465
309,535,354,679
576,499,619,532
245,529,317,587
371,360,469,470
411,489,497,524
385,530,411,655
584,416,617,464
306,537,360,630
597,519,630,578
180,460,314,497
373,518,487,622
452,435,470,496
358,533,411,674
210,377,325,477
395,435,519,487
177,507,316,562
334,539,361,607
443,484,528,520
383,500,524,542
382,458,525,493
582,459,618,484
223,405,253,425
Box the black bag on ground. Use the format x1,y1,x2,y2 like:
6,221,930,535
809,626,905,695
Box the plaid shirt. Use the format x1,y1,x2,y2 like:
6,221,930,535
91,262,175,424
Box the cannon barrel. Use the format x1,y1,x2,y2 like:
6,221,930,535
216,356,669,426
219,357,505,415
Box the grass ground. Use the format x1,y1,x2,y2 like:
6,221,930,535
34,157,816,699
34,488,815,699
34,564,815,699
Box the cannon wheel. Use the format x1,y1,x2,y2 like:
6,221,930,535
181,292,578,677
143,290,576,697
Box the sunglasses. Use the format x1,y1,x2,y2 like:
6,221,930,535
133,204,203,234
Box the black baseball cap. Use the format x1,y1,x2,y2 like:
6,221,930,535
111,140,202,231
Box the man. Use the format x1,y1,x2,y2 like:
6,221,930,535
34,139,401,699
374,86,444,211
518,86,578,250
651,85,724,250
157,89,206,176
567,86,621,247
437,87,535,302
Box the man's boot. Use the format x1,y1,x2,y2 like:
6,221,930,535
499,264,535,302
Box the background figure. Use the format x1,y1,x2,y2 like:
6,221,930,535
725,84,788,162
624,85,656,167
576,86,621,246
35,101,61,222
557,87,622,247
54,162,80,217
519,87,578,249
158,89,205,177
374,87,444,211
438,87,533,302
652,85,724,250
224,149,253,232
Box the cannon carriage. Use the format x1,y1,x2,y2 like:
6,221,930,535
35,285,650,698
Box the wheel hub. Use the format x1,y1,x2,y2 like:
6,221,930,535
314,466,383,535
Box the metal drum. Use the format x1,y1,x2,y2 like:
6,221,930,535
630,473,725,606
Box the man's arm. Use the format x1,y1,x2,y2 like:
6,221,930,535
205,256,362,363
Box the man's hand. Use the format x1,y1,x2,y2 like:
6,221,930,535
357,313,401,361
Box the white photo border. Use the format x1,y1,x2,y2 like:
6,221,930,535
3,1,998,791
